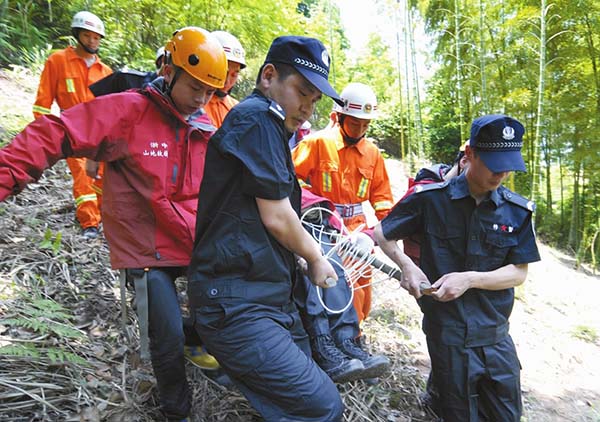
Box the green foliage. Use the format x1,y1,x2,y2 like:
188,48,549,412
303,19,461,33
369,104,407,159
419,0,600,269
39,228,63,255
0,343,88,365
571,325,598,344
0,292,89,365
0,0,55,66
3,296,84,339
0,344,41,359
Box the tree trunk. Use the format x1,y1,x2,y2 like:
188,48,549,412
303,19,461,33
479,0,488,113
395,0,406,159
568,161,581,251
408,6,424,158
531,0,548,203
454,0,464,142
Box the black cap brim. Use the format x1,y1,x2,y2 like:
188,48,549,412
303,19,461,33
478,150,527,173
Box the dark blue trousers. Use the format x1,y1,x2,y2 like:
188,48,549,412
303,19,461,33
133,267,190,420
426,335,522,422
194,301,343,422
294,231,359,343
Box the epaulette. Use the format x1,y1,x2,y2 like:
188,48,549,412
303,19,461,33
268,100,285,121
120,69,150,77
412,179,450,194
501,189,535,212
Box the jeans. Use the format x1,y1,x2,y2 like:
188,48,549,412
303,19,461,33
129,267,190,420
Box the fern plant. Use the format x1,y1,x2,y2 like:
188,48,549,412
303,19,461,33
0,293,89,365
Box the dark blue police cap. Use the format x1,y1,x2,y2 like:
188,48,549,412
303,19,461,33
264,36,343,106
469,114,526,173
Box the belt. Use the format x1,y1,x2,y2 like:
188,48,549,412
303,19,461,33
128,268,150,360
335,203,363,218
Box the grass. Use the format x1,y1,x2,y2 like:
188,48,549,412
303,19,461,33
0,65,39,146
572,325,599,344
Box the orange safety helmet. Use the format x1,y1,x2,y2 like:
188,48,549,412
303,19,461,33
165,27,227,89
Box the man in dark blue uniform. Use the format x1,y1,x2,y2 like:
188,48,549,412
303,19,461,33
187,36,345,421
374,114,541,422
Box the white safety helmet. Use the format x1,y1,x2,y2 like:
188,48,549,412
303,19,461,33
333,82,378,120
156,46,165,61
211,30,246,69
71,11,105,37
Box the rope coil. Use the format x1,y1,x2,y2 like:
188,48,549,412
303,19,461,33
300,206,402,314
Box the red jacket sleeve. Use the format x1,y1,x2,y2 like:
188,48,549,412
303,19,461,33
1,94,137,200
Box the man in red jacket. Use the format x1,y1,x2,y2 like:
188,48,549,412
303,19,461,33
1,27,227,422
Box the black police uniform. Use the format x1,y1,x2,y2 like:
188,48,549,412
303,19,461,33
381,173,540,422
187,90,343,422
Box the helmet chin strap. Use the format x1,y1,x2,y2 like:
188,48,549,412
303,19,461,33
73,30,99,55
338,114,363,145
80,42,99,55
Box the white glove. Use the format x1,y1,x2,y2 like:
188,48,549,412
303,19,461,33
346,231,375,254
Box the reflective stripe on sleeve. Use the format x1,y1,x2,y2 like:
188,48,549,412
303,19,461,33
74,193,98,207
322,172,332,192
357,177,369,198
373,200,393,211
32,105,52,115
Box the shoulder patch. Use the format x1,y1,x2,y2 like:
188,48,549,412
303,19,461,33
413,179,450,194
268,100,285,121
502,189,535,211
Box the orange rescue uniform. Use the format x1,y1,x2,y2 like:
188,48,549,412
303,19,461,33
292,126,393,323
204,92,238,128
33,46,112,229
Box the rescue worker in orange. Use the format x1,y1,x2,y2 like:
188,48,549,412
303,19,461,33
292,82,394,324
204,31,246,127
32,11,112,239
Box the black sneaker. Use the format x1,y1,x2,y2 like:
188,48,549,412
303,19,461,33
82,226,99,239
311,334,364,383
337,337,390,379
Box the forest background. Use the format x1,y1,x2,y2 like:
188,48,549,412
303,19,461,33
0,0,599,266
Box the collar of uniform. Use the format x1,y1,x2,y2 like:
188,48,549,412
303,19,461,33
449,173,502,207
489,186,503,207
65,46,81,62
448,173,471,200
66,45,98,65
334,126,368,155
250,88,286,121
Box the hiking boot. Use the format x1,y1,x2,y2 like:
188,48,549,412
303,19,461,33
311,334,364,383
184,345,220,371
82,226,99,239
337,336,390,379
